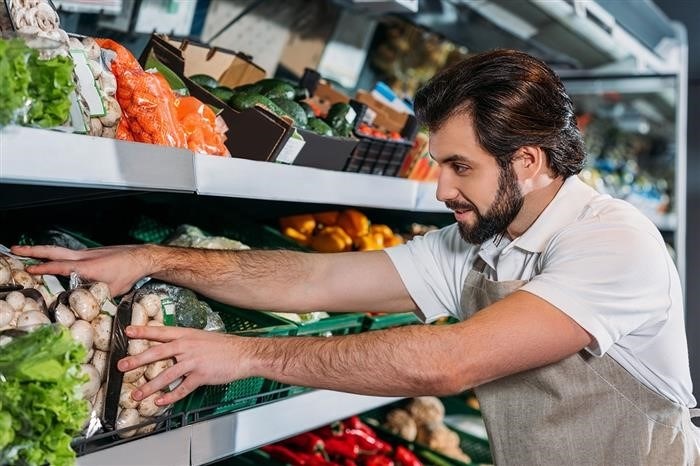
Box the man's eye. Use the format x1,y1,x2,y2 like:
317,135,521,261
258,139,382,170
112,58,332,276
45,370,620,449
453,164,469,174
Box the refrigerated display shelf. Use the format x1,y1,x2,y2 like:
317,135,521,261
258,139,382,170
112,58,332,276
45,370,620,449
76,390,402,466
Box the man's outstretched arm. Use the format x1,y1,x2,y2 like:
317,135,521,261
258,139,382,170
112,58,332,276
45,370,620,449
12,244,416,313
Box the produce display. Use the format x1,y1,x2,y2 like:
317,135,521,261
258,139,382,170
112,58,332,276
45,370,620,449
280,209,404,253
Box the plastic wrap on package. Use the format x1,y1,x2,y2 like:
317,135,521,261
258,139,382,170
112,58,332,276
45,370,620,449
138,281,225,332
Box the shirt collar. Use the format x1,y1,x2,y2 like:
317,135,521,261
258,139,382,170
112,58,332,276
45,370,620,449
505,175,601,254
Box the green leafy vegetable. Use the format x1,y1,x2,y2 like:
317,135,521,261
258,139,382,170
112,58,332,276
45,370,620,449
27,52,75,127
0,39,31,126
0,325,89,466
0,38,75,128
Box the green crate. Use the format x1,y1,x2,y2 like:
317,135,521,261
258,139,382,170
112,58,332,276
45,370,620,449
18,227,104,249
363,311,421,331
176,304,296,422
129,216,174,244
285,312,366,337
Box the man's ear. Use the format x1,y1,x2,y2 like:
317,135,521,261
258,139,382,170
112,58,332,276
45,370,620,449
512,145,547,181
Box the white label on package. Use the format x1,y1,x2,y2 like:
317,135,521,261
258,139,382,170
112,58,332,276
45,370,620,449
101,300,118,316
70,49,106,116
42,275,66,295
275,133,306,164
345,107,357,125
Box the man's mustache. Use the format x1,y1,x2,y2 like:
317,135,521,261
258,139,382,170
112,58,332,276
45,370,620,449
445,200,476,212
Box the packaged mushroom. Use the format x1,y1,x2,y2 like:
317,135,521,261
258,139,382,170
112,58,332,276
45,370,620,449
102,289,174,438
46,278,118,435
0,248,64,306
67,35,121,138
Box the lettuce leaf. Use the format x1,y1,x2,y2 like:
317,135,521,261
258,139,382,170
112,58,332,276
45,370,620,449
0,39,31,126
0,325,89,466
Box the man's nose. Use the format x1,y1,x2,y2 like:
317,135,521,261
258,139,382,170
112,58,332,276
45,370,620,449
436,168,458,202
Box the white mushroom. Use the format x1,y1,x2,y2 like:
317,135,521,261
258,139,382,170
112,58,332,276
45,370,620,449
81,364,101,399
100,125,117,139
0,258,12,285
89,117,103,136
16,310,50,331
138,391,166,417
134,376,148,387
87,59,103,79
145,358,173,381
116,408,141,439
99,96,121,127
86,347,94,363
4,255,26,271
89,282,111,306
139,294,162,318
0,301,14,327
152,309,164,323
122,365,146,384
91,314,112,351
130,302,148,326
69,289,100,322
70,319,94,350
81,37,102,61
54,303,76,327
68,36,84,50
22,298,40,312
119,383,140,409
5,291,25,311
136,423,156,435
128,338,149,356
12,270,35,288
91,350,108,380
99,71,117,97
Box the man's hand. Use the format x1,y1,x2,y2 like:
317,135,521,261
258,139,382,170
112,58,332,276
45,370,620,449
118,325,250,405
11,245,155,297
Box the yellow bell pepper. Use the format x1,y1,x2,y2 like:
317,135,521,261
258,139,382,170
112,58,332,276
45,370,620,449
321,226,353,250
384,234,405,247
355,233,383,251
282,227,310,246
280,214,316,236
370,224,394,242
311,230,348,253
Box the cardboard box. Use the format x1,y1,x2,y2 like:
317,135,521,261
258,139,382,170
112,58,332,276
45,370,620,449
354,90,409,134
141,35,295,163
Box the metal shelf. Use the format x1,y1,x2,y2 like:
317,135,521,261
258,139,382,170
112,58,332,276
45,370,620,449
76,390,401,466
0,126,195,193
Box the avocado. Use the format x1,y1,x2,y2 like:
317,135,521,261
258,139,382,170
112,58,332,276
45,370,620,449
259,81,296,101
271,98,308,128
232,82,263,95
229,93,287,118
306,117,334,137
189,74,219,89
325,102,355,137
298,101,315,120
210,86,234,102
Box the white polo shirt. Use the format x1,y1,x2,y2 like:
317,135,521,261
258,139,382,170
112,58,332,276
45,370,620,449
385,175,695,407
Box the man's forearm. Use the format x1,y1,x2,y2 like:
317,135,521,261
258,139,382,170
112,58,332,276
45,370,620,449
145,245,319,312
244,324,468,396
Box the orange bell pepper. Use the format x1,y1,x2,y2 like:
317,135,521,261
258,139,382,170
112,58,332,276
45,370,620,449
355,234,382,251
384,234,405,247
321,226,353,250
337,209,370,239
370,224,394,242
313,211,340,227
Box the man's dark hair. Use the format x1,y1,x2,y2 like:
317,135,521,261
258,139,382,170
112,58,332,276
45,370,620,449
414,49,586,178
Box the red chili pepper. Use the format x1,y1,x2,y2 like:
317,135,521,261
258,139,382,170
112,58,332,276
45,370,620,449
296,452,338,466
344,429,392,455
394,445,423,466
342,460,358,466
365,455,395,466
282,432,326,453
345,416,377,438
261,444,309,465
323,435,359,459
315,421,345,439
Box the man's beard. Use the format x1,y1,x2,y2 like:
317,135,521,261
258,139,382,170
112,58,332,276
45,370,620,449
445,164,524,244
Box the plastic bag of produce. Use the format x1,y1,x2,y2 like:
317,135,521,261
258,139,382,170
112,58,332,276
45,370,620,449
95,38,187,148
68,35,121,138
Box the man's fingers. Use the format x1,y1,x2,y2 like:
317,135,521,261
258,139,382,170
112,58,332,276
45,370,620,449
132,361,193,403
154,374,201,405
119,342,177,373
11,245,82,261
125,325,193,343
25,260,78,276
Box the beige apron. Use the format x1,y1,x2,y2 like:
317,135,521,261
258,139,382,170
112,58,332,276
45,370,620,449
460,256,700,465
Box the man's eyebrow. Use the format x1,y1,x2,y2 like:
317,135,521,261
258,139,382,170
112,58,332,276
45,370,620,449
431,154,471,164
